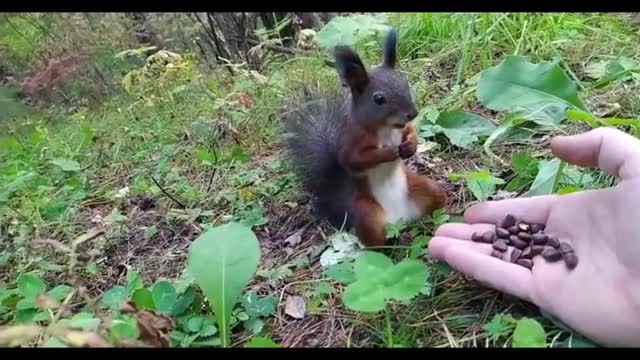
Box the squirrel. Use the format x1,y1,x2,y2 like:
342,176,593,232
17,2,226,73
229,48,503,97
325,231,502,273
283,28,447,247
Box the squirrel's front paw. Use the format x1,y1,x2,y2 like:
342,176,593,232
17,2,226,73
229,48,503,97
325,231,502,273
398,141,417,159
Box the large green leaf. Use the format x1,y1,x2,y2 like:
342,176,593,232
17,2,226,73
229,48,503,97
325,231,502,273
101,286,128,311
342,251,427,313
512,318,547,348
49,158,81,172
152,281,177,314
524,159,563,197
317,14,390,49
449,170,505,201
477,55,587,126
244,336,279,348
420,111,496,149
17,274,46,299
187,222,260,348
242,291,277,318
353,252,393,280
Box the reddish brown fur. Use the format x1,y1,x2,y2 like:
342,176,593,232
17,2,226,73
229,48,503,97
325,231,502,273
338,122,447,247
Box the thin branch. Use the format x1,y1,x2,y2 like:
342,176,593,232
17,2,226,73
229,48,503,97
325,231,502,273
244,38,304,55
151,176,187,209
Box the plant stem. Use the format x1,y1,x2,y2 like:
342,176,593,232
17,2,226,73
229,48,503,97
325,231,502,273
384,305,394,348
552,161,567,193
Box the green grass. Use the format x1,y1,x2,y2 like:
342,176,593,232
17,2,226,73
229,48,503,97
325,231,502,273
1,12,639,348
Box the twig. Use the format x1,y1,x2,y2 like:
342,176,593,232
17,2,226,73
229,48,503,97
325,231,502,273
245,38,303,55
151,176,186,209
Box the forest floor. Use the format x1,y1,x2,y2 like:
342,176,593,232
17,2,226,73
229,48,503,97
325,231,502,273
1,13,640,348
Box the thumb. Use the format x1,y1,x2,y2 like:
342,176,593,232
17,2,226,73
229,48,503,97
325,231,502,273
550,127,640,180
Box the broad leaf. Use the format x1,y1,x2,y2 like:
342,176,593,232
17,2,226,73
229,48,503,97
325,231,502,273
449,170,505,201
242,291,277,318
132,288,155,310
477,55,586,127
323,261,356,284
245,336,279,348
17,274,46,299
111,316,140,340
593,57,640,88
524,159,562,197
512,318,547,348
317,14,390,49
152,281,177,314
353,252,393,279
421,111,496,149
188,222,260,348
382,259,428,301
101,286,128,311
342,252,427,313
484,313,516,341
50,158,81,172
47,285,72,302
171,286,195,315
68,312,101,331
126,271,144,296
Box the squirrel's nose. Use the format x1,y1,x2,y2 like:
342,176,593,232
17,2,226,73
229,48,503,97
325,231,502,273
406,107,418,121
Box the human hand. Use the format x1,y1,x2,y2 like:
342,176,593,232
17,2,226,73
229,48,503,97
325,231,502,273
429,128,640,347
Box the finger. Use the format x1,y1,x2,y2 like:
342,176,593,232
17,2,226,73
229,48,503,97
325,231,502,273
463,195,557,225
435,222,495,240
551,127,640,180
429,236,533,301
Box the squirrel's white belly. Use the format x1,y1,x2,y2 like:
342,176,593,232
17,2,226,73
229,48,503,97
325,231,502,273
366,127,421,223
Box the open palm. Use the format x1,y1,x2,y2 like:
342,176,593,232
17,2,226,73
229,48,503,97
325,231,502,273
429,128,640,347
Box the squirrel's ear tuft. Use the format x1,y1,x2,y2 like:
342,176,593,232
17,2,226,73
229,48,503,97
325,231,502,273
335,46,369,94
382,28,397,69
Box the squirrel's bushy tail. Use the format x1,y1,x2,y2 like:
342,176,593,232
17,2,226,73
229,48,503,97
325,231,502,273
282,88,355,228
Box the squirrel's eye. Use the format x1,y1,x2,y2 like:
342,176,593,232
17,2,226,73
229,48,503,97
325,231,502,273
373,93,386,105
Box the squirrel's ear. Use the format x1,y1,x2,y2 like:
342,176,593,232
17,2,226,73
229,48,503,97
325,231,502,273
382,28,397,69
335,46,369,94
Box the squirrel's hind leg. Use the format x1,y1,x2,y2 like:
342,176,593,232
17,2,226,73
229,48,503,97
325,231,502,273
352,193,387,247
405,170,448,216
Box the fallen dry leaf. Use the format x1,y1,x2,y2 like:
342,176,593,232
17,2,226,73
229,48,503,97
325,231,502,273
284,296,306,319
284,228,305,247
0,325,41,347
120,302,136,314
36,294,60,310
416,142,436,154
135,310,175,347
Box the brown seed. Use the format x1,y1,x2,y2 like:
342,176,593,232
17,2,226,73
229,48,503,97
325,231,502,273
491,250,504,259
564,253,579,269
530,223,545,233
502,214,517,228
510,248,523,263
495,227,510,238
541,248,562,262
517,222,531,233
507,225,519,235
530,245,545,257
509,235,528,249
471,232,483,242
492,239,508,252
521,246,533,259
559,242,574,255
482,231,496,243
547,236,560,248
515,259,533,269
517,232,532,241
531,233,548,245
